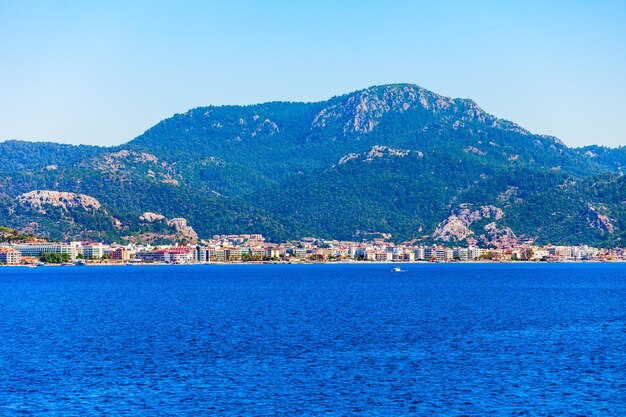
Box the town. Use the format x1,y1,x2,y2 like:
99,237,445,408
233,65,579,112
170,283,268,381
1,233,626,266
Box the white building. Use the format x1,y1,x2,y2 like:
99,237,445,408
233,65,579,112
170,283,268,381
468,246,484,260
82,243,105,259
454,247,470,261
0,247,21,264
12,243,78,261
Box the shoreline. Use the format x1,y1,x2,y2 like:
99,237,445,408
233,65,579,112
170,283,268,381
3,259,626,268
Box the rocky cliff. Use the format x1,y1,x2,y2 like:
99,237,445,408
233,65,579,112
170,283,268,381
17,191,102,213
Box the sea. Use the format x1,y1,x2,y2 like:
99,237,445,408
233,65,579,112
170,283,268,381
0,263,625,416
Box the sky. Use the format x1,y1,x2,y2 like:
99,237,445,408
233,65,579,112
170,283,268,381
0,1,625,148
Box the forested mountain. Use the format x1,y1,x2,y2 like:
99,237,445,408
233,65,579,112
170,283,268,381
0,84,624,245
576,145,626,173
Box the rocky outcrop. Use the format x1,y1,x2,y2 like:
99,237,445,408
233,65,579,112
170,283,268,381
338,145,413,165
194,109,280,140
86,150,160,171
464,146,487,155
432,216,474,242
17,191,102,214
313,85,447,135
479,223,517,247
497,186,519,203
433,205,507,243
139,212,166,222
312,84,529,137
82,150,180,186
139,212,198,243
167,218,198,242
251,119,280,137
587,205,615,234
200,156,226,167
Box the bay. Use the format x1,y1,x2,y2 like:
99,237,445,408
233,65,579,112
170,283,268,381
1,264,625,415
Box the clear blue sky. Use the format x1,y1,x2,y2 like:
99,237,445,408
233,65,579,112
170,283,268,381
1,1,625,147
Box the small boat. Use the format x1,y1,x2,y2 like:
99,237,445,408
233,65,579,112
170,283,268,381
392,266,402,272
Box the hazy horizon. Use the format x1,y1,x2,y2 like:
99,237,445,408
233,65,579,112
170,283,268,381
1,1,625,148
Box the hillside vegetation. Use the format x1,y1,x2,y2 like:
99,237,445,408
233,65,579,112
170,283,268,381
0,84,624,245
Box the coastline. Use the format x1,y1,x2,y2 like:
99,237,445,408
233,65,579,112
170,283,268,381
3,259,626,268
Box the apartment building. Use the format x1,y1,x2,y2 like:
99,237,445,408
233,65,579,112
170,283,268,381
0,247,21,265
12,243,78,261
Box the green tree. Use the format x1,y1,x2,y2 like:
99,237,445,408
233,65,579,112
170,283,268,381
39,252,70,264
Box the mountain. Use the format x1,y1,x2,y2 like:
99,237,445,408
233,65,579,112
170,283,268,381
0,84,624,246
576,145,626,173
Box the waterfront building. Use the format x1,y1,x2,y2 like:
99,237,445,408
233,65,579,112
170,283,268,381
547,246,572,260
291,247,307,258
82,243,105,259
570,245,599,260
165,248,195,264
110,247,130,262
196,246,211,263
135,247,195,264
213,249,226,262
454,247,470,261
135,251,166,263
374,251,392,262
364,250,376,261
331,247,348,258
404,252,415,262
531,248,549,260
468,246,484,260
434,247,453,262
265,248,281,258
12,243,78,261
0,247,21,265
392,252,414,262
313,248,330,260
224,248,242,261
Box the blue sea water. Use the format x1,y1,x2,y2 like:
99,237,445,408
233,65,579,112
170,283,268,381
0,263,625,416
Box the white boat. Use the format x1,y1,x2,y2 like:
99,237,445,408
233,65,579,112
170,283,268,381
392,266,402,272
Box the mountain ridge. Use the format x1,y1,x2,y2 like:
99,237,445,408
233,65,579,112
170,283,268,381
0,83,624,245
